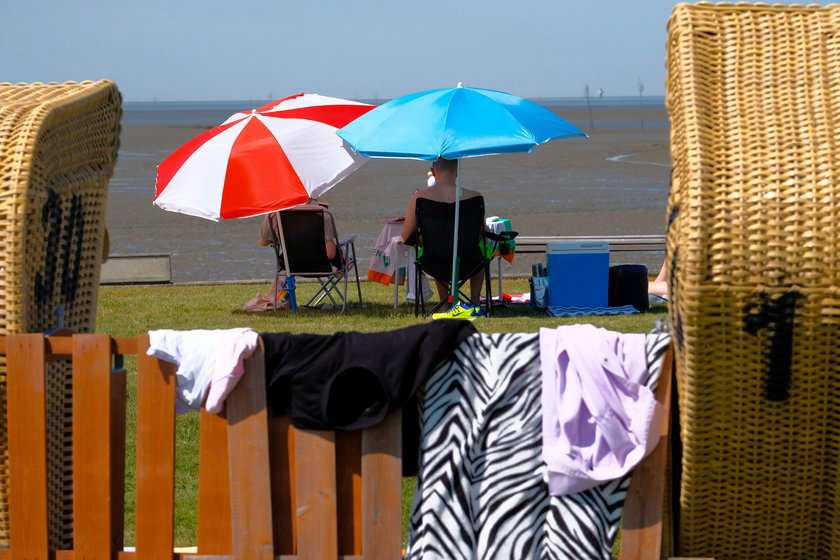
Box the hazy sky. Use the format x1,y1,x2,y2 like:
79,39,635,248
1,1,826,102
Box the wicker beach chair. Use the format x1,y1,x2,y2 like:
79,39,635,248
666,4,840,559
0,80,122,547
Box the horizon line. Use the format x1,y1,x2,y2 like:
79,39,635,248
124,93,668,105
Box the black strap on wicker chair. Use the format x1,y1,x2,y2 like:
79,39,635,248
268,206,362,313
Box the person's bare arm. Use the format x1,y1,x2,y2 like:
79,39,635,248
325,240,337,260
258,215,273,246
401,193,419,243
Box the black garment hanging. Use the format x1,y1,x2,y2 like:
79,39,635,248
260,320,476,430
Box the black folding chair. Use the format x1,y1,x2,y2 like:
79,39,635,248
411,196,516,318
267,206,362,312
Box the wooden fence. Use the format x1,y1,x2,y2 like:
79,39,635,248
0,332,402,560
0,331,700,560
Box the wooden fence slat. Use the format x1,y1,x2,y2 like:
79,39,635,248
72,334,116,560
225,341,274,560
361,412,403,560
619,344,674,560
7,334,49,560
111,347,128,553
197,408,232,554
336,430,361,556
134,334,176,559
269,415,295,555
295,429,338,560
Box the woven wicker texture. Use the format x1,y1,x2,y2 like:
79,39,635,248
0,81,121,547
666,4,840,559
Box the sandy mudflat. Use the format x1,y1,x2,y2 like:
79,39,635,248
108,105,671,282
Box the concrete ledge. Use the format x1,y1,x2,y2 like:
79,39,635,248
515,235,666,254
100,254,171,285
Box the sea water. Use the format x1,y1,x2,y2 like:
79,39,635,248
121,96,669,129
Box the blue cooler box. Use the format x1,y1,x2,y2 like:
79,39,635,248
547,241,609,307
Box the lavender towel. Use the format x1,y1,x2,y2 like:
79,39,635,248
539,325,665,496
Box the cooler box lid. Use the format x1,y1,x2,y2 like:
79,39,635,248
546,241,609,254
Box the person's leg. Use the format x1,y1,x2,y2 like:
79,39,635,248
648,260,668,296
654,261,667,282
434,278,448,301
468,271,484,305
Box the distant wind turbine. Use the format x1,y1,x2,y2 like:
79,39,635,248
584,84,594,130
638,79,645,129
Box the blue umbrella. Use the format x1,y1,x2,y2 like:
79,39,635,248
337,83,587,307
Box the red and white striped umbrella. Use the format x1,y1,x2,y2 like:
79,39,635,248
154,93,374,221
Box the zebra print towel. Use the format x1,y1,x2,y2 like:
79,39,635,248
405,330,670,560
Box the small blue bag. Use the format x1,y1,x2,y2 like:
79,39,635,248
529,275,550,310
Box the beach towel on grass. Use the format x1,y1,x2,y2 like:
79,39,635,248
547,304,639,317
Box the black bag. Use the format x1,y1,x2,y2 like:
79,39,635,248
608,264,649,311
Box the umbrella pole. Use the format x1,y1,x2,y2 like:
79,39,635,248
450,160,462,307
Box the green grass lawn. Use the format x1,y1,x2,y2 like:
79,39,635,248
96,277,667,548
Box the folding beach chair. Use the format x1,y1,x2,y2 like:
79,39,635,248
411,196,515,318
268,206,362,312
666,3,840,558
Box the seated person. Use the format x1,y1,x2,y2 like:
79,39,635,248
259,198,338,265
246,199,340,311
400,157,485,305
